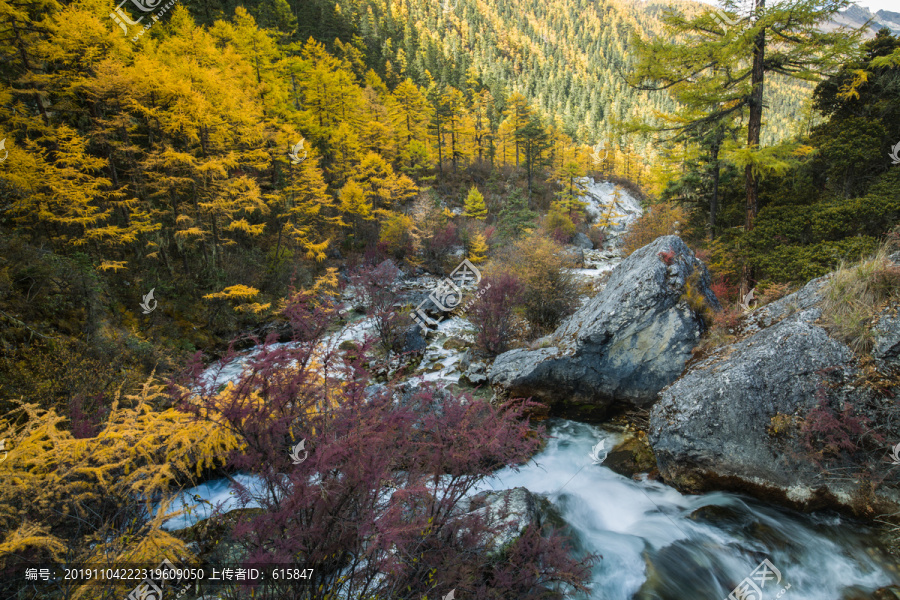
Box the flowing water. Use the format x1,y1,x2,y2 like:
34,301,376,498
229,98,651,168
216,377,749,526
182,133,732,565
164,418,899,598
474,419,899,600
175,195,900,597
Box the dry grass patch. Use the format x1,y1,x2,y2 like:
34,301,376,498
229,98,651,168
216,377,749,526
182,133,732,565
820,245,900,354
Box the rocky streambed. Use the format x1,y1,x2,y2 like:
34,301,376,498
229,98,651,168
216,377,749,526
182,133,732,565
171,182,900,597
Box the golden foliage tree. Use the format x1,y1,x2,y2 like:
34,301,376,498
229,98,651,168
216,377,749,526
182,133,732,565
0,378,240,597
464,185,488,220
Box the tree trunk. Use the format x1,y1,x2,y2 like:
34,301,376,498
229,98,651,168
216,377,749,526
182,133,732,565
742,0,766,297
710,137,721,239
435,121,444,176
745,0,766,232
12,19,50,125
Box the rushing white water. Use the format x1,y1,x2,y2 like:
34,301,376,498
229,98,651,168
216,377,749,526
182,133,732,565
475,419,897,599
178,210,900,596
161,418,897,598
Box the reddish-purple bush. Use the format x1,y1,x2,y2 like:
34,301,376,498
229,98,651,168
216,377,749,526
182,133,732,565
69,393,109,439
470,274,524,356
710,276,738,305
800,373,882,465
657,249,676,266
178,291,595,600
362,241,389,266
587,227,605,249
424,222,462,270
549,227,573,245
350,260,412,354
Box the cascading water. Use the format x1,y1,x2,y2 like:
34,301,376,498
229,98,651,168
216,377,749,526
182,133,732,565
474,419,898,599
164,418,899,598
175,188,899,597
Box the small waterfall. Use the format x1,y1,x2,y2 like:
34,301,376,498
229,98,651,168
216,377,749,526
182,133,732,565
474,419,898,599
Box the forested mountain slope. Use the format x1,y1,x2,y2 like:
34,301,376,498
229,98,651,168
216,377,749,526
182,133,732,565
184,0,819,146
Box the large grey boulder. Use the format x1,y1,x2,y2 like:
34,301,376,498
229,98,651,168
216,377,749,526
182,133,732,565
489,236,719,418
572,232,594,249
650,274,900,514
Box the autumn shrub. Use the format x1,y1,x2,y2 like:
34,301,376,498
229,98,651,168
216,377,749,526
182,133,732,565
680,271,715,327
544,206,576,243
493,233,579,335
424,222,462,271
470,274,525,356
69,392,111,439
587,226,606,249
713,304,744,330
178,290,596,600
657,249,676,266
349,260,412,354
621,201,686,255
379,210,417,259
767,413,801,438
710,275,738,305
693,302,744,354
800,391,878,466
820,245,900,354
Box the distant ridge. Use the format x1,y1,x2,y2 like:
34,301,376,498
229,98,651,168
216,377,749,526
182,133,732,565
826,5,900,36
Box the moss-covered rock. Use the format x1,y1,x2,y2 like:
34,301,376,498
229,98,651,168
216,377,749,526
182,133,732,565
602,431,656,478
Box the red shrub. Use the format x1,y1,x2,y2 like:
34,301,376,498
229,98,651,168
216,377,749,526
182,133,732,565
550,227,573,245
69,393,109,439
710,276,738,305
658,249,676,266
362,242,389,266
800,373,882,466
350,260,411,353
177,291,595,600
424,223,462,269
469,273,525,356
